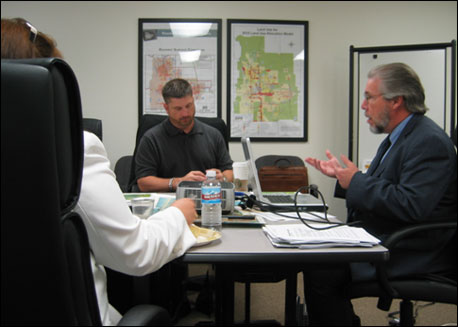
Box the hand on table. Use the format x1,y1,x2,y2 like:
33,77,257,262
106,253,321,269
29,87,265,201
171,198,197,226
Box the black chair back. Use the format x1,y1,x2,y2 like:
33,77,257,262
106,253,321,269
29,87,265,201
255,155,305,170
83,118,103,141
114,155,134,193
1,58,100,325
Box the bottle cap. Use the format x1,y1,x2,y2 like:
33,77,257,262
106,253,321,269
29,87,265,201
206,170,216,177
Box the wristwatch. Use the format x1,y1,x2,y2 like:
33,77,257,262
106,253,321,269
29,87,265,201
168,178,174,192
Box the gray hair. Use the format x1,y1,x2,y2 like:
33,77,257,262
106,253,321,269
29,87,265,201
162,78,193,104
368,62,428,114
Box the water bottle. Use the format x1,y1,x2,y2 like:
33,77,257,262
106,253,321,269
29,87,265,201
201,170,222,231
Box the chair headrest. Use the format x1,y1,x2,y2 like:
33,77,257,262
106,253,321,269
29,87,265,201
1,58,84,214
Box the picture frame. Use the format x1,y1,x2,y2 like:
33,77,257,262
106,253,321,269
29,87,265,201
138,18,222,122
227,19,308,141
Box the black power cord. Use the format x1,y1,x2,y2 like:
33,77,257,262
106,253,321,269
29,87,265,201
293,185,346,230
246,184,361,231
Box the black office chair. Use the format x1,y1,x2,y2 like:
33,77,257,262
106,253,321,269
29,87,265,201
349,222,457,325
255,155,305,171
1,58,169,326
83,117,103,141
255,155,309,192
114,155,133,193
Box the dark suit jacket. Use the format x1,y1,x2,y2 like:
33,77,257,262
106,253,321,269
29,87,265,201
339,114,457,278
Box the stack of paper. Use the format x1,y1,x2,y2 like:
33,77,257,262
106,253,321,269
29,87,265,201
263,224,381,249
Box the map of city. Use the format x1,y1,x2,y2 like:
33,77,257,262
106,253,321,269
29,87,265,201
233,35,299,123
144,55,216,116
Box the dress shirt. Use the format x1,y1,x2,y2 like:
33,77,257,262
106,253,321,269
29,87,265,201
381,114,413,163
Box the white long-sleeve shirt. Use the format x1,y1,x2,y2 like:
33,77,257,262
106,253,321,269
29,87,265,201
74,132,196,325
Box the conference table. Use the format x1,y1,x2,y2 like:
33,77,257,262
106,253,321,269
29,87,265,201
181,224,389,325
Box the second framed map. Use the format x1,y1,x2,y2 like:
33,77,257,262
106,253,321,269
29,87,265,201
227,19,308,141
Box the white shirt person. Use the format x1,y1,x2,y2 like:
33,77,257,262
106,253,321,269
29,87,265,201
74,132,196,325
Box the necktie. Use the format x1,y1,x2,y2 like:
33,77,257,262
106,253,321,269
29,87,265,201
367,136,391,175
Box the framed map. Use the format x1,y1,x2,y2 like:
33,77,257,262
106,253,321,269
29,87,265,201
227,19,308,141
139,18,222,121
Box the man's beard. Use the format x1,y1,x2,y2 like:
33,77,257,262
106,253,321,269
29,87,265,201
178,116,193,128
369,106,390,134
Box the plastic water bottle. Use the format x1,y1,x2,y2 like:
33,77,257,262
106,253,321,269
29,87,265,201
201,170,222,231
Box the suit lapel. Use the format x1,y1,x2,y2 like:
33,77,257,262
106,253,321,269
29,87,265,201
367,114,421,177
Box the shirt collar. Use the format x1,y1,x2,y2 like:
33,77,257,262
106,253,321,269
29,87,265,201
164,118,204,136
389,114,413,145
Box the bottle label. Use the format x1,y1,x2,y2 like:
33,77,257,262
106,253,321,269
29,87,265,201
201,187,221,204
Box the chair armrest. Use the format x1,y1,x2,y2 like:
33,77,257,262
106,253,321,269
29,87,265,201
117,304,170,326
383,221,456,249
374,221,457,308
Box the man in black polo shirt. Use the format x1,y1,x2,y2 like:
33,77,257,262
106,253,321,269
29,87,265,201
133,78,233,321
135,78,233,192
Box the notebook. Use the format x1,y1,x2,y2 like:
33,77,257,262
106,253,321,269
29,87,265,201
241,137,325,211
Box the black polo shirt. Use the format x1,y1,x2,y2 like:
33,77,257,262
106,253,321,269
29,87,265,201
135,118,233,180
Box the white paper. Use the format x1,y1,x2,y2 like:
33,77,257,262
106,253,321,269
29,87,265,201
265,234,375,249
262,223,380,249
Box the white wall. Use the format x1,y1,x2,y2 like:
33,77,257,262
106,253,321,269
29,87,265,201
2,1,456,220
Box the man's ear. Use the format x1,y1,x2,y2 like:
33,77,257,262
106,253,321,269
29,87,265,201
391,95,404,111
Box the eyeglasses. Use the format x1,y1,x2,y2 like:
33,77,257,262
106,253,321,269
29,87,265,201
25,21,38,43
363,93,384,102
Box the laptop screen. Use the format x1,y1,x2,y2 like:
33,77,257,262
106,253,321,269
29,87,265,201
241,137,263,197
240,137,324,210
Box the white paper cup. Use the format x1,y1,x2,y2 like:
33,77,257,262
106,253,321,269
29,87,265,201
131,197,155,219
233,161,249,192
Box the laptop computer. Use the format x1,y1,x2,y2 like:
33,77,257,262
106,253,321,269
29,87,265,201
241,137,325,212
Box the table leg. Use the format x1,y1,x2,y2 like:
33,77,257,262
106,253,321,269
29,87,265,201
215,264,235,325
285,271,298,326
